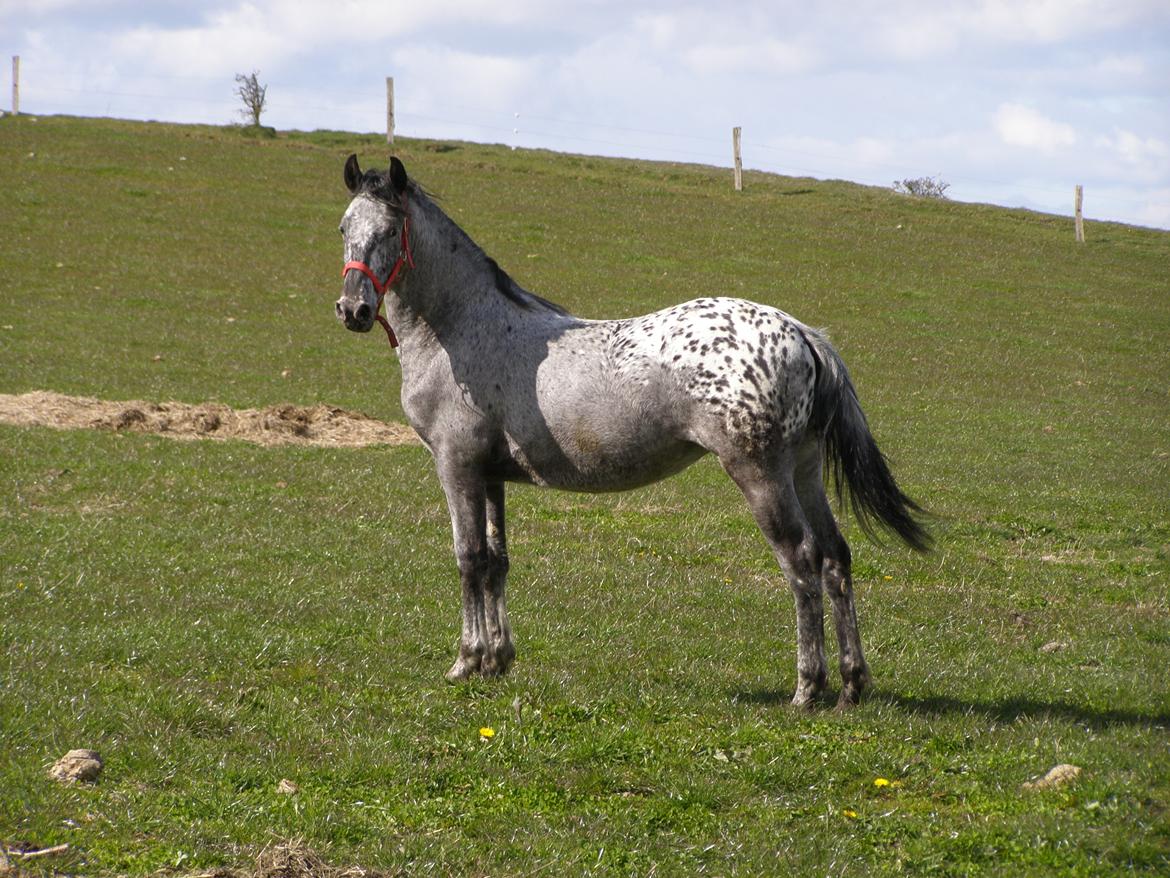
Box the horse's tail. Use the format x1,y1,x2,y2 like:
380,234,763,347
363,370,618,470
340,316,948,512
800,326,932,552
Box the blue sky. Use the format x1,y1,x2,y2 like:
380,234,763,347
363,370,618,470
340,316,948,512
4,0,1168,229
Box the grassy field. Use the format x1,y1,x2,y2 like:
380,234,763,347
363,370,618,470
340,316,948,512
1,114,1168,876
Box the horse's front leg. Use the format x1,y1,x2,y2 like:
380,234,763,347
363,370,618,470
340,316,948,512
438,467,491,682
483,482,516,675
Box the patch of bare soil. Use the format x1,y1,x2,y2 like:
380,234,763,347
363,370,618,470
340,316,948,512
185,841,401,878
0,391,419,448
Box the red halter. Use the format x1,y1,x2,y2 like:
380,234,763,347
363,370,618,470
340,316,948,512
341,210,414,348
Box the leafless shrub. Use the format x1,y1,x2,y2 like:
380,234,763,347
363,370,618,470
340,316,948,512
893,176,950,199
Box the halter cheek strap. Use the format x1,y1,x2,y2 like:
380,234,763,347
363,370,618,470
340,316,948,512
341,210,414,348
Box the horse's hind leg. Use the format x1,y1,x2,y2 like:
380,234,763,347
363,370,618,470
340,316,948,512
795,443,870,707
482,482,516,675
722,453,827,708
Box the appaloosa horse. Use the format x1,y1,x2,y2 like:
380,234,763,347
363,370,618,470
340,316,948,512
335,155,930,707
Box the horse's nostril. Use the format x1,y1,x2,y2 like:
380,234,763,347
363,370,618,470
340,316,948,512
335,301,344,318
355,303,371,322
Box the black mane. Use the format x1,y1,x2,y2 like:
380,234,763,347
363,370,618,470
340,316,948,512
358,170,567,316
486,256,569,316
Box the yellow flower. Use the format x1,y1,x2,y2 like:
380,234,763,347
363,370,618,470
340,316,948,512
479,727,496,739
874,777,891,788
883,575,893,582
842,809,858,819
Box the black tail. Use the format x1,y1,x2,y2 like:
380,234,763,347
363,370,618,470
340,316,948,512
801,327,932,552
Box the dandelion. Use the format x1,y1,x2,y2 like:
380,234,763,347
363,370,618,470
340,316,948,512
479,726,495,740
842,808,858,819
874,777,891,788
883,575,893,582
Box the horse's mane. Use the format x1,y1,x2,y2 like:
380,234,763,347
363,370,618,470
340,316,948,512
357,170,568,316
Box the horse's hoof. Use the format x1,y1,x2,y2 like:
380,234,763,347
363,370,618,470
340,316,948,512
836,665,869,709
835,691,861,710
479,657,503,677
444,658,478,682
790,692,818,711
494,644,516,675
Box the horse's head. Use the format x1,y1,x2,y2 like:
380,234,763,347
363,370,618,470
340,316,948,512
335,154,411,334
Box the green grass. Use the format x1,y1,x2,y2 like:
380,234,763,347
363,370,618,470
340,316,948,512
2,114,1169,876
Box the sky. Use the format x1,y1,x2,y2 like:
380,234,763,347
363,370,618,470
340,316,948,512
3,0,1169,229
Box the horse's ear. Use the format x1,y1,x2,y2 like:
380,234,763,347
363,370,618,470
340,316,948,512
344,154,362,194
389,156,408,196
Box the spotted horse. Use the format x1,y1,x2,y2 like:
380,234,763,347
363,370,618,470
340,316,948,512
334,155,931,708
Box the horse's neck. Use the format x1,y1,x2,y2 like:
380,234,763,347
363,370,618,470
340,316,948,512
387,194,534,345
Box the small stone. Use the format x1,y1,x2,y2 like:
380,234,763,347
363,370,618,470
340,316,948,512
276,778,299,795
1022,763,1081,791
1039,640,1067,653
280,369,291,378
49,749,103,784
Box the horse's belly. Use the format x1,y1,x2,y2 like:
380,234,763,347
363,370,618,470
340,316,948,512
502,415,706,492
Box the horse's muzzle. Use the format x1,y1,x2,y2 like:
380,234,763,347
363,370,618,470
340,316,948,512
336,298,374,332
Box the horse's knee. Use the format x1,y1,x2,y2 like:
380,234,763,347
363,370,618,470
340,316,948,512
487,548,510,583
455,545,489,579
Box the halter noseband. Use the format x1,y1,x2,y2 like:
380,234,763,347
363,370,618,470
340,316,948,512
341,205,414,348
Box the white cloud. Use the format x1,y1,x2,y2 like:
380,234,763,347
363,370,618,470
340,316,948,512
1091,54,1147,77
1134,189,1170,228
1107,130,1170,166
89,0,550,79
1094,129,1170,184
393,46,541,115
684,38,817,76
874,0,1170,59
993,103,1076,152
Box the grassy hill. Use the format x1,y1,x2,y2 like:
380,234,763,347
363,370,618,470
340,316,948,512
1,115,1168,876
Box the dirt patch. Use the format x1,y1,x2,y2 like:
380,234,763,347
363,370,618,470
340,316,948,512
184,841,401,878
0,391,420,449
1022,763,1082,791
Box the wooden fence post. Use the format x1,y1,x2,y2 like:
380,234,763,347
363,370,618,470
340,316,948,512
11,56,19,115
732,126,743,191
1074,184,1084,243
386,76,395,145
